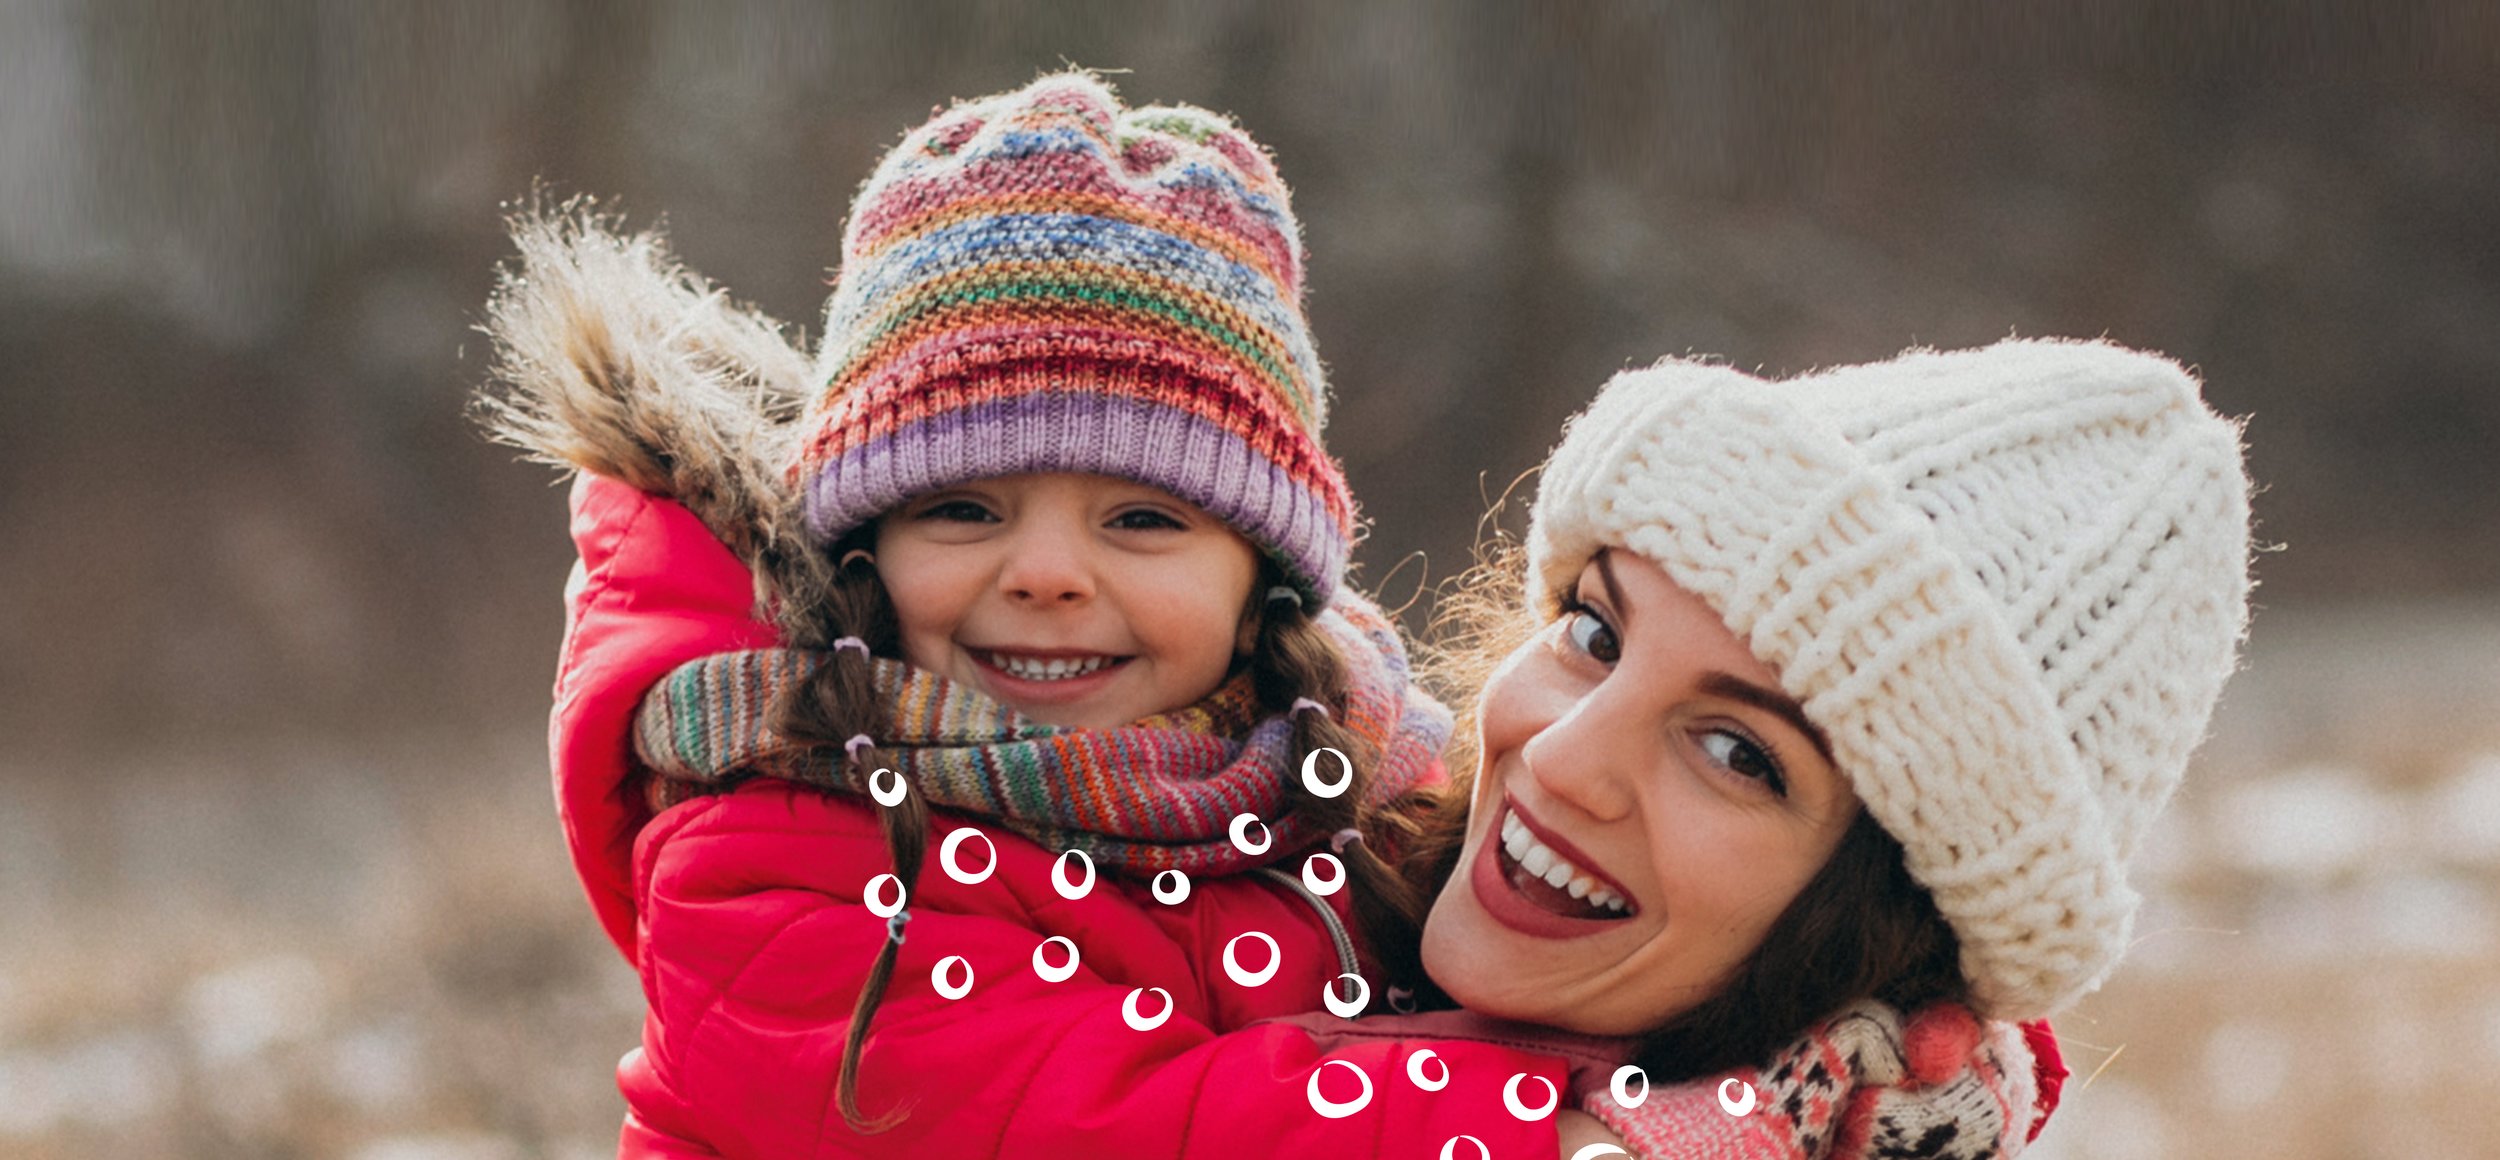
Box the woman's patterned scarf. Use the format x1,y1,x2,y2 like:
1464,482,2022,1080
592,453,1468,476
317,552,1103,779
1585,999,2043,1160
630,594,1452,876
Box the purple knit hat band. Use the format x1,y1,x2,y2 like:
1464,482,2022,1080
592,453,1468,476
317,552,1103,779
792,70,1352,606
801,380,1350,604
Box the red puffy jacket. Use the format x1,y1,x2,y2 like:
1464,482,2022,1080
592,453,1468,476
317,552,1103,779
550,475,1583,1158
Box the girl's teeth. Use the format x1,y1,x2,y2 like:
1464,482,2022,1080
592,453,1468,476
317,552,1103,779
1541,860,1574,889
1565,876,1593,900
1521,845,1556,877
990,653,1113,681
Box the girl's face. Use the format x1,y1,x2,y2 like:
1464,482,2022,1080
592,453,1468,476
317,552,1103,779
874,472,1261,730
1420,550,1860,1035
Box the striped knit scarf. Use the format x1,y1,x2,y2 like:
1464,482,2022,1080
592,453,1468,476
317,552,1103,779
631,595,1452,876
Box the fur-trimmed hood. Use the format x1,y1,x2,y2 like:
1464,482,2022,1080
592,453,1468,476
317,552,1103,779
474,201,830,632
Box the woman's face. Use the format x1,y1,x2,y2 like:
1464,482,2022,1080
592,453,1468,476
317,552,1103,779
873,472,1260,730
1420,550,1861,1035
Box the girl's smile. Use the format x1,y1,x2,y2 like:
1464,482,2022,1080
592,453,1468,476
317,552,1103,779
874,471,1262,731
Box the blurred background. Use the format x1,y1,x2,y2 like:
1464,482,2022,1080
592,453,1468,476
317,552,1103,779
4,3,2497,1157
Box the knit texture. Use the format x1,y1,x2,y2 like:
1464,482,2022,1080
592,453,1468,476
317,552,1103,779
631,593,1451,875
1527,339,2253,1020
1586,1001,2039,1160
793,72,1353,605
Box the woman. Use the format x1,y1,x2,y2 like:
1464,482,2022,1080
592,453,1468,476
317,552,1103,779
1392,337,2252,1156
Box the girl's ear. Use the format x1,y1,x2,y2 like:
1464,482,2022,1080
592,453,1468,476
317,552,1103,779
1235,605,1262,657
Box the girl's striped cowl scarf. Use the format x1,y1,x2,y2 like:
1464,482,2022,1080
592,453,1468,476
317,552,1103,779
630,592,1452,876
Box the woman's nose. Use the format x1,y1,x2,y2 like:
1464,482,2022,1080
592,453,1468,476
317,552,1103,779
1519,688,1637,822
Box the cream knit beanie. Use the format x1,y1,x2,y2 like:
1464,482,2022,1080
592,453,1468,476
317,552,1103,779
1525,338,2253,1020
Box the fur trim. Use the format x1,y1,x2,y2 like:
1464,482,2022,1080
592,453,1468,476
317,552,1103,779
473,198,831,618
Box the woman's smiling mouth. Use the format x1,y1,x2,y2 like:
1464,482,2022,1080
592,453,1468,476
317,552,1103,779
1467,797,1639,937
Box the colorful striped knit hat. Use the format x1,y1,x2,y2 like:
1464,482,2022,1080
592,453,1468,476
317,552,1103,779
793,72,1352,606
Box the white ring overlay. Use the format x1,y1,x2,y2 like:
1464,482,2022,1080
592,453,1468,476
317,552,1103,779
1222,931,1282,988
863,873,906,918
1306,1060,1373,1119
939,828,997,885
867,766,907,808
1151,869,1191,905
1031,936,1080,983
1122,987,1173,1031
1610,1064,1650,1109
1568,1146,1631,1160
1323,973,1369,1018
1300,852,1346,896
1438,1136,1490,1160
1051,849,1095,900
1406,1048,1450,1092
1228,812,1273,857
1300,746,1353,798
1504,1072,1559,1121
931,955,973,1001
1717,1077,1759,1116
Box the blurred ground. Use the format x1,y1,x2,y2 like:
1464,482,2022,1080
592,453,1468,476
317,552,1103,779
5,598,2498,1158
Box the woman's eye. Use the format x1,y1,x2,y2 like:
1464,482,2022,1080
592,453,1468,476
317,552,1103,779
1698,729,1787,796
1108,508,1185,531
1564,609,1620,664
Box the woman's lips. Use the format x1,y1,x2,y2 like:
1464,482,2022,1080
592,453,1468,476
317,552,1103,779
1467,801,1634,939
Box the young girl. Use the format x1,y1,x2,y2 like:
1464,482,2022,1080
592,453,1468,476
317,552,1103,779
484,72,1606,1156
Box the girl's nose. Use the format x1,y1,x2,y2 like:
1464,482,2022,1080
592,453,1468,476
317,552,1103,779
997,528,1096,606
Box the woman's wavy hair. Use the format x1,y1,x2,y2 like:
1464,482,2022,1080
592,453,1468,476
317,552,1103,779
766,531,1438,1133
1398,530,1970,1082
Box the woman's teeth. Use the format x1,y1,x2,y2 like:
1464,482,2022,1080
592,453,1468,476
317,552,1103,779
1502,812,1626,914
983,651,1118,681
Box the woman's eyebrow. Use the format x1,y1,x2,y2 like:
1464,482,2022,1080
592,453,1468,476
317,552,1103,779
1699,672,1835,765
1592,550,1631,617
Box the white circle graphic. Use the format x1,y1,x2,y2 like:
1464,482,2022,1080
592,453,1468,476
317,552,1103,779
1406,1048,1450,1092
1222,931,1282,988
1300,747,1353,798
931,955,973,1000
1051,849,1095,901
862,873,906,918
1300,852,1346,897
1504,1072,1559,1121
1031,936,1080,983
1122,986,1174,1031
1610,1064,1650,1109
1228,812,1273,856
867,766,907,808
1323,973,1369,1018
939,828,997,885
1568,1146,1630,1160
1717,1077,1758,1117
1438,1135,1489,1160
1151,869,1191,905
1306,1060,1373,1119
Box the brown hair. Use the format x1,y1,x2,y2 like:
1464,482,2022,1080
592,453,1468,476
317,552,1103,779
772,535,1434,1132
1404,537,1968,1079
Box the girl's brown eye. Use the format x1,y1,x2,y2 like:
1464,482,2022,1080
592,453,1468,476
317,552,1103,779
1564,608,1619,664
919,499,996,523
1108,508,1185,531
